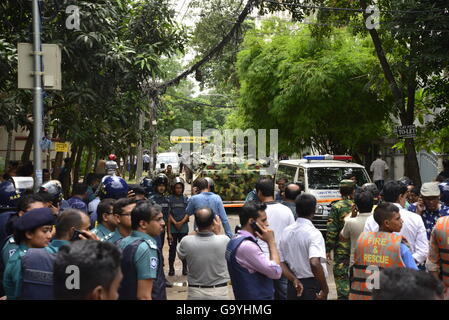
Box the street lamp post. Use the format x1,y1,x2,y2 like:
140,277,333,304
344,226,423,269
32,0,43,191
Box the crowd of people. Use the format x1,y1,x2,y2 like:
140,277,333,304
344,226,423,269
0,157,449,301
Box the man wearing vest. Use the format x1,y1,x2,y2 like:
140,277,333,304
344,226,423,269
19,209,99,300
226,202,282,300
111,198,137,244
426,215,449,298
349,202,418,300
2,208,55,300
118,200,167,300
92,199,117,242
167,178,189,276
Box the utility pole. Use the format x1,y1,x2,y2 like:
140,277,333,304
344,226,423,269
149,96,158,175
32,0,43,191
136,110,144,180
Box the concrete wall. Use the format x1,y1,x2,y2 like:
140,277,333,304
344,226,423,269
0,126,69,170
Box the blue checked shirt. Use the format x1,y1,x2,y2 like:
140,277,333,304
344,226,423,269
408,203,449,239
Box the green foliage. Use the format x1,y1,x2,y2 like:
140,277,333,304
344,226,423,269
0,0,187,160
234,18,391,155
189,0,254,94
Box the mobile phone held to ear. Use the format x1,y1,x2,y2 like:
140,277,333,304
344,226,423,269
250,221,263,234
71,229,84,241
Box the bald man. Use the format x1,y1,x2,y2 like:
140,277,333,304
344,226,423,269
281,183,302,220
177,208,230,300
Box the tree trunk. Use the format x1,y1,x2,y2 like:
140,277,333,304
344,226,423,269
63,144,77,198
83,147,94,183
53,152,64,180
93,152,100,173
73,144,84,185
5,130,13,169
21,128,33,163
130,154,136,180
360,0,421,184
400,67,422,185
123,155,129,180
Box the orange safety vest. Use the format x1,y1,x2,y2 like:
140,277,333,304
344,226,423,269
349,231,406,300
433,216,449,287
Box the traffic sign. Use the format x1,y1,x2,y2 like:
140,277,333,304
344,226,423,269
18,43,62,90
396,125,416,139
54,142,70,153
170,136,206,143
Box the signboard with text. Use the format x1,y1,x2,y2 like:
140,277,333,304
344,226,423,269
396,125,416,139
54,142,70,153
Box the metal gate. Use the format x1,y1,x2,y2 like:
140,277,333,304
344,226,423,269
418,151,439,183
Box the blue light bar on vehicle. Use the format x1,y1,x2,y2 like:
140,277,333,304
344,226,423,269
304,155,353,161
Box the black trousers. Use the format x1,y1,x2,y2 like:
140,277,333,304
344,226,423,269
287,278,321,300
169,233,187,268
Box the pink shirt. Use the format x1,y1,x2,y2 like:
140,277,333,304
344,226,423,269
234,230,282,280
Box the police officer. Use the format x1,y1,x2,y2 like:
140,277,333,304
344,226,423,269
0,181,22,246
3,208,55,300
105,154,119,176
90,175,129,228
149,174,170,251
167,177,189,276
39,180,68,214
1,195,47,268
17,209,98,300
349,203,417,300
326,179,355,300
140,176,154,198
92,199,117,242
117,201,166,300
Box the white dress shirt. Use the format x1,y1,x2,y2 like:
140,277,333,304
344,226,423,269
279,218,328,279
363,203,428,264
257,202,295,256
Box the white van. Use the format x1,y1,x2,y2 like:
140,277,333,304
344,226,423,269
156,152,181,174
275,155,371,233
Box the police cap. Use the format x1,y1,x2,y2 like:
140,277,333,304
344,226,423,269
14,207,55,231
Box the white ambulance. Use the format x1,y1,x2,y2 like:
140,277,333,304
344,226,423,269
275,155,371,234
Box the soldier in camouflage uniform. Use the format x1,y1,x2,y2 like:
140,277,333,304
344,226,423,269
325,179,355,300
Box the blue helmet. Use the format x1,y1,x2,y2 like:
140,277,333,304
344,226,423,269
98,175,129,200
140,177,154,195
0,180,21,208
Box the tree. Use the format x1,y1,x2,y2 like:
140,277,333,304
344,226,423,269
0,0,187,187
231,19,392,159
260,0,449,185
189,0,254,94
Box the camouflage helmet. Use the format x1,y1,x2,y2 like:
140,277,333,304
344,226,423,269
39,180,63,205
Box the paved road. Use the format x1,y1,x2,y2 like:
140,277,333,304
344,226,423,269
162,178,338,300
